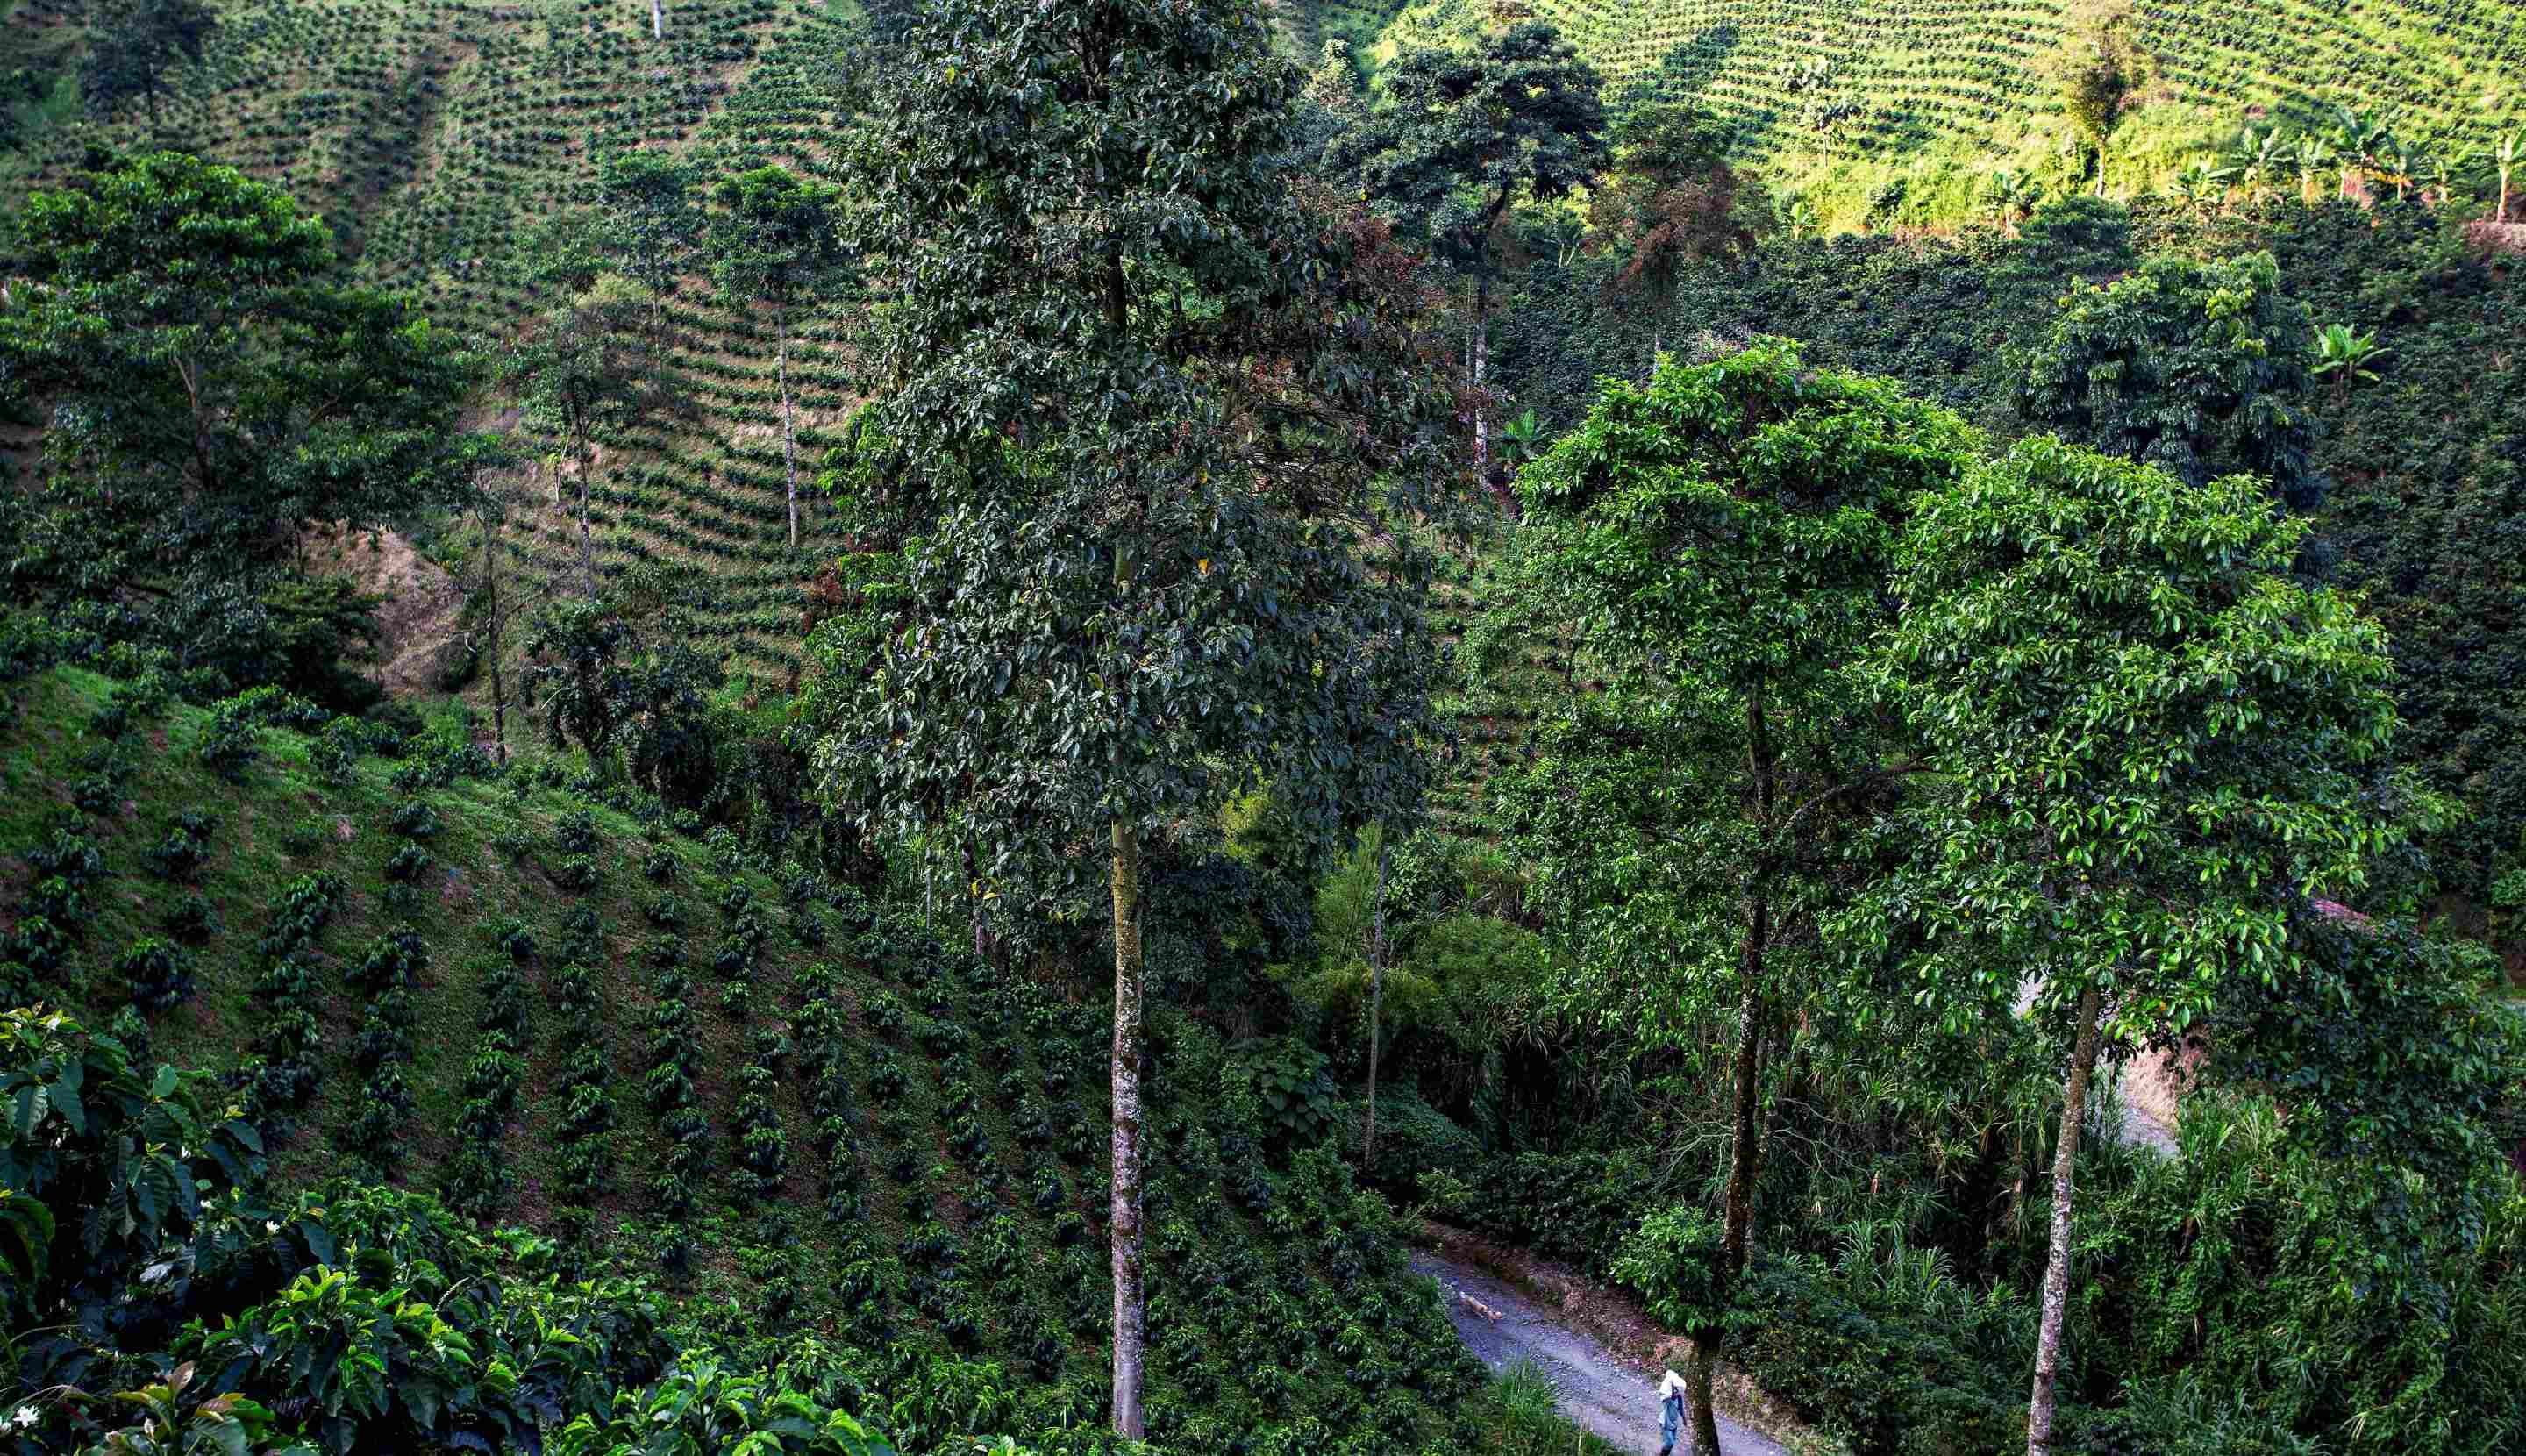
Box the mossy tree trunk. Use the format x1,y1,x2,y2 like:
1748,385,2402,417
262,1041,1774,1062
2027,982,2102,1456
1109,817,1146,1440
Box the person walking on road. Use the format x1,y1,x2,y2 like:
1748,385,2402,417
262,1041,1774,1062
1657,1367,1689,1455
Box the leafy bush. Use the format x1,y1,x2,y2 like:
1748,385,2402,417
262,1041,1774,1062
1226,1039,1340,1152
382,843,432,884
119,936,196,1015
161,893,221,943
553,853,602,892
196,695,268,782
389,799,442,839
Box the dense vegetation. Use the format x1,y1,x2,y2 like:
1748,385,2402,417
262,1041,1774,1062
0,4,2521,1456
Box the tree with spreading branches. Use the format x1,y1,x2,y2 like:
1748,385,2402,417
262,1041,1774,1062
821,0,1466,1434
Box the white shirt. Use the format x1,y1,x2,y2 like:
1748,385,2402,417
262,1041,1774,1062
1659,1370,1688,1402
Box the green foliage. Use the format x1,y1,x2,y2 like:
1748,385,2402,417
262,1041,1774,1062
1610,1206,1727,1337
0,1004,261,1332
2310,319,2390,396
1722,1242,2029,1456
1843,438,2423,1041
2056,5,2154,154
546,1355,898,1456
596,150,701,296
75,0,216,126
70,1363,314,1456
117,936,192,1016
0,153,475,584
2014,250,2322,510
1503,341,1975,1048
1229,1040,1340,1152
1338,22,1608,305
825,0,1461,910
498,274,681,585
707,166,846,323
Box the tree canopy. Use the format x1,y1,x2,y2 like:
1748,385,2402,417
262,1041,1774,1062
824,0,1466,1433
78,0,216,125
1507,339,1980,1456
0,152,475,597
2014,249,2323,511
1837,437,2426,1454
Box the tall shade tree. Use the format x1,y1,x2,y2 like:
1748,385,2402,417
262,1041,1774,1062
80,0,216,126
1837,439,2427,1456
0,152,472,581
498,275,681,592
824,0,1462,1434
1339,21,1606,468
1591,102,1754,368
597,149,701,295
1502,341,1978,1456
2014,249,2323,512
710,166,846,550
2054,4,2151,196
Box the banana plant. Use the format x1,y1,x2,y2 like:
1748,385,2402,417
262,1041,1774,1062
2377,136,2422,201
1779,190,1821,239
2330,101,2383,193
2294,134,2336,204
1496,408,1548,475
2311,322,2392,402
2171,155,2236,218
1980,167,2044,230
2230,127,2288,205
2496,132,2522,221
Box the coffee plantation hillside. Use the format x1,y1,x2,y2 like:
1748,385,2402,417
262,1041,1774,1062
4,0,870,678
7,0,2522,685
1306,0,2526,225
0,648,1511,1453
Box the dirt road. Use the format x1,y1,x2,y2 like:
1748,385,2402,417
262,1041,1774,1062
1412,1249,1788,1456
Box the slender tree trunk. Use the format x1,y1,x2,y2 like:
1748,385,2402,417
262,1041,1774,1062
778,318,797,549
1472,276,1490,473
1680,683,1780,1456
1109,818,1147,1440
962,835,987,961
650,0,664,39
2027,983,2104,1456
2502,168,2513,224
1363,826,1391,1167
481,500,510,766
575,421,596,596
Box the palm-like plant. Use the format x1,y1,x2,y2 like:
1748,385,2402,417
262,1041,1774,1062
2230,126,2287,204
2294,134,2336,204
2170,155,2235,218
2376,135,2421,202
2423,146,2471,209
2329,101,2382,195
1780,191,1821,239
2311,322,2391,402
2495,132,2522,222
1979,167,2043,231
1496,408,1547,474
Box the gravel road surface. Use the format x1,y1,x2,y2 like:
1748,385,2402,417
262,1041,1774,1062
1411,1249,1788,1456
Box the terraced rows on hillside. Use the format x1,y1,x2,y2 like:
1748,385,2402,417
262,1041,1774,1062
14,0,2524,668
5,0,862,674
1350,0,2526,193
0,663,1492,1443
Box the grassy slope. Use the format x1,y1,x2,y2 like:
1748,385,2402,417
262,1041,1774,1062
0,663,1490,1445
1317,0,2526,225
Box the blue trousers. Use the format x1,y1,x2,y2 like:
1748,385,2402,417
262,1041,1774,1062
1659,1394,1684,1453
